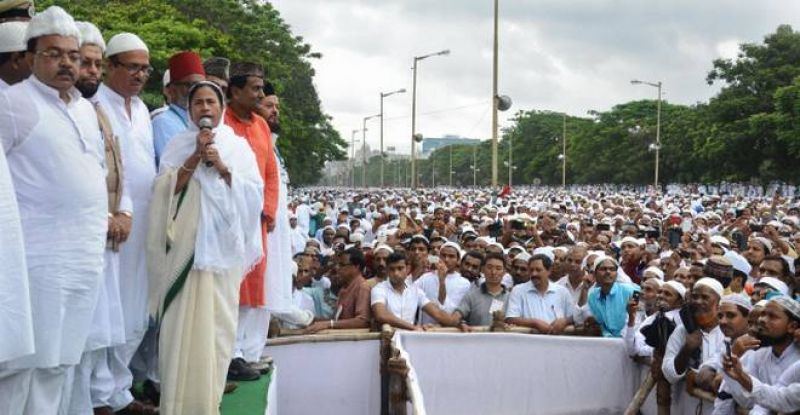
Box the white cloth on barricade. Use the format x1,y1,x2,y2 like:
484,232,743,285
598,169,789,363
265,339,380,415
393,331,642,415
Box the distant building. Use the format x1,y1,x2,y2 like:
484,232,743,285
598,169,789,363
421,135,480,157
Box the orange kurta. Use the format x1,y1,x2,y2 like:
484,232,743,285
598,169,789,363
224,110,279,307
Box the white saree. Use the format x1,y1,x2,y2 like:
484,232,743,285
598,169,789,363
148,119,263,415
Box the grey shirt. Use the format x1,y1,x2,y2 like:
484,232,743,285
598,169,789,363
455,284,509,326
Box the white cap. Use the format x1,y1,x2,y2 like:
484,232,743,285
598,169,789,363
694,277,724,298
751,236,773,254
755,276,790,296
161,69,171,86
440,241,462,259
663,280,687,299
513,252,531,263
724,250,752,276
75,21,105,52
24,6,80,44
643,266,664,281
104,32,148,58
710,235,730,248
593,255,619,271
721,294,753,312
0,21,28,53
533,246,555,263
619,236,643,247
373,244,394,255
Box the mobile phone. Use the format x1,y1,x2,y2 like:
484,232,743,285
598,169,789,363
724,339,732,358
632,291,640,302
597,223,610,231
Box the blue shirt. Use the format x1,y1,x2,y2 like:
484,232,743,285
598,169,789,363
587,282,639,337
152,104,189,167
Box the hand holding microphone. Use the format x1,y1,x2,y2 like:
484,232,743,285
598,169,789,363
198,116,216,167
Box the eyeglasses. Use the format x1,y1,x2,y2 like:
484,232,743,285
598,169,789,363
36,49,81,64
114,61,153,77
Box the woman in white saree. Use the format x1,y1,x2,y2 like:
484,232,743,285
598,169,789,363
147,81,263,415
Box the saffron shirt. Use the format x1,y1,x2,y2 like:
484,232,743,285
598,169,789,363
224,110,278,307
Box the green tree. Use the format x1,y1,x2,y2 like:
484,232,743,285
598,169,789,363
40,0,347,185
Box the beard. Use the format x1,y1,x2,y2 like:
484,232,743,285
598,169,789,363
757,331,792,347
268,119,281,135
76,78,99,98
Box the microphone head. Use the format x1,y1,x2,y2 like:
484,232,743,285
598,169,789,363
198,116,214,129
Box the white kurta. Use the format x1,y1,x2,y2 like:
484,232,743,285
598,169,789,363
0,135,33,364
265,137,293,313
414,271,471,324
0,76,107,369
289,226,307,256
295,203,311,236
83,96,127,352
96,84,156,342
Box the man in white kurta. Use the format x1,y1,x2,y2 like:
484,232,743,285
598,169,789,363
258,88,294,350
95,32,158,412
414,244,471,324
0,7,107,414
0,97,33,366
58,22,130,415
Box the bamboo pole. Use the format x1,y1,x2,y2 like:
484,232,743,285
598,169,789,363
267,331,380,346
624,371,655,415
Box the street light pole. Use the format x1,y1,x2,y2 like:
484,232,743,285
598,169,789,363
631,79,663,190
380,88,406,188
362,114,381,188
562,113,566,187
410,49,450,190
472,145,479,187
491,0,499,187
449,145,453,187
508,132,513,186
431,155,435,188
350,129,359,188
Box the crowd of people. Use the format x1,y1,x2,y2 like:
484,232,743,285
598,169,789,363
279,185,800,413
2,2,800,415
0,3,292,414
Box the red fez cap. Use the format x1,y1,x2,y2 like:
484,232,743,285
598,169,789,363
168,51,205,83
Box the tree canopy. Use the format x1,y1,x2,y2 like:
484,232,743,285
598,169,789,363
41,0,346,185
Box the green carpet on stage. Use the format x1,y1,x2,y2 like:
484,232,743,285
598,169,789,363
221,370,272,415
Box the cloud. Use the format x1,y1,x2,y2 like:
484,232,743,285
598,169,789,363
270,0,800,154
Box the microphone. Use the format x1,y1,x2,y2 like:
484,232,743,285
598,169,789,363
198,117,215,167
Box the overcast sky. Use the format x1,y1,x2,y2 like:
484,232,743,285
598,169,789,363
269,0,800,155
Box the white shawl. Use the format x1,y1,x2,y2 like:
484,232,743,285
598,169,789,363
158,117,264,274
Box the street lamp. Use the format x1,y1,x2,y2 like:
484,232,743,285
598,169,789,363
561,113,566,187
470,144,480,187
380,88,406,188
503,160,517,186
411,48,450,189
631,79,662,190
350,129,360,188
362,114,381,188
449,145,454,187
